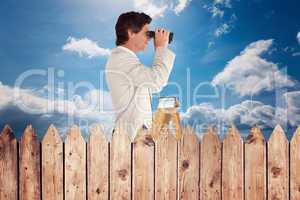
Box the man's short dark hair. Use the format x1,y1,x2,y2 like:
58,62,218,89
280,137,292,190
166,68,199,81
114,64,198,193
115,11,152,46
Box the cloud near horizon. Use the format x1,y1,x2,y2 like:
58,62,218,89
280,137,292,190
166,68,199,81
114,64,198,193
181,95,300,137
0,81,114,140
212,39,295,96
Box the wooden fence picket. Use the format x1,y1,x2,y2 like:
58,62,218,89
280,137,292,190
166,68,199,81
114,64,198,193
132,128,155,200
0,125,18,200
19,125,41,200
178,126,200,200
1,123,300,199
222,125,244,200
290,127,300,200
41,124,63,200
110,124,131,200
87,124,109,200
244,126,266,200
267,125,289,200
64,125,86,200
155,129,178,200
200,127,222,200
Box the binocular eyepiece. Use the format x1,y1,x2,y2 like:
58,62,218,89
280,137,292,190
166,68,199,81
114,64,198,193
146,31,174,44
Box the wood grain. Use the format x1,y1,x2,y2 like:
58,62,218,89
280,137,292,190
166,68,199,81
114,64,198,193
245,126,266,200
155,129,178,200
0,125,18,200
64,125,86,200
290,126,300,200
87,124,109,200
178,126,200,200
110,123,131,200
132,128,155,200
200,127,221,200
222,125,244,200
267,125,289,200
42,124,63,200
19,125,41,200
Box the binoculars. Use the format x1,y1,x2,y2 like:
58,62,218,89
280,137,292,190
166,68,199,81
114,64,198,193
146,31,174,44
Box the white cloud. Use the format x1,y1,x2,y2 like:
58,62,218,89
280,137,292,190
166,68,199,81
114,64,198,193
181,99,292,137
133,0,190,18
204,0,231,19
212,39,295,96
214,0,231,8
214,14,236,37
214,23,230,37
134,0,168,18
297,32,300,44
284,91,300,126
210,6,224,18
62,37,111,58
174,0,191,15
0,82,114,139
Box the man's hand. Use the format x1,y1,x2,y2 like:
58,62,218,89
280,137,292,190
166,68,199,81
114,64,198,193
154,27,170,49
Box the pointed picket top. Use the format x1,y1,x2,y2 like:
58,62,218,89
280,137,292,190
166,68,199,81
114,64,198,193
205,126,219,136
133,126,152,143
181,125,199,142
268,124,288,144
291,126,300,145
245,126,265,145
0,124,16,139
42,124,62,144
184,125,194,133
111,121,132,143
182,125,195,135
202,126,221,143
20,124,38,141
1,124,12,134
290,126,300,200
224,124,242,141
88,123,108,143
0,124,17,200
155,127,177,143
134,125,148,137
65,124,85,143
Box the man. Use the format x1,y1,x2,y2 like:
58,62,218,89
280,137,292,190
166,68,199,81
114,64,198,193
105,11,176,140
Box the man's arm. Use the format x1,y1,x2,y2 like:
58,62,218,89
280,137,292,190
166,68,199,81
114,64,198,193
120,46,176,93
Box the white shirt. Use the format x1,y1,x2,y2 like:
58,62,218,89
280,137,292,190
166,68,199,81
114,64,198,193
117,45,137,57
105,45,176,140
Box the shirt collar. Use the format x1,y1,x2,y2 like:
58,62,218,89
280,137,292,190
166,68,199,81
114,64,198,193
117,45,137,57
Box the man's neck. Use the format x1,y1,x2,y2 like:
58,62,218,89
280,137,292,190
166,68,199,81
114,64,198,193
121,43,138,53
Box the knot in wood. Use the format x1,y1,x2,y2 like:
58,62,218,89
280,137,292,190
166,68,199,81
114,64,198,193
143,135,154,146
118,169,128,181
181,160,189,170
271,166,281,178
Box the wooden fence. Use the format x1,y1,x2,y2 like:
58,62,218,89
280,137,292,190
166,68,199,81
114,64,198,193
0,123,300,200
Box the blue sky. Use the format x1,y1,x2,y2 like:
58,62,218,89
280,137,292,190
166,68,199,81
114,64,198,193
0,0,299,141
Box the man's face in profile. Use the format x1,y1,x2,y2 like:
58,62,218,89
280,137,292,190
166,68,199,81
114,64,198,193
129,24,150,52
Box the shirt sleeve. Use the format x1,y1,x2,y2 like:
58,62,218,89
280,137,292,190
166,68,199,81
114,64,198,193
118,46,176,93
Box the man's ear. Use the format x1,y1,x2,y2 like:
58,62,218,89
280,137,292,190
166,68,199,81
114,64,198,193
127,29,135,39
